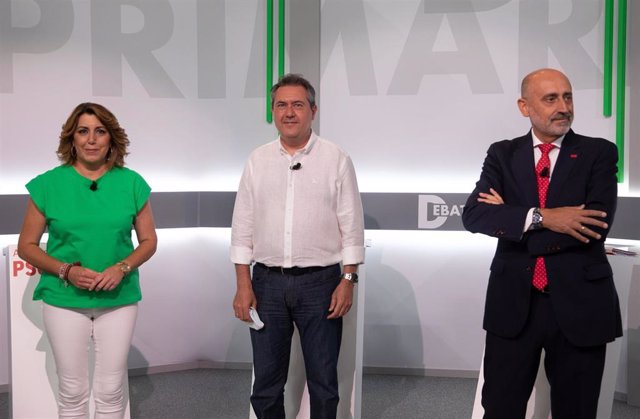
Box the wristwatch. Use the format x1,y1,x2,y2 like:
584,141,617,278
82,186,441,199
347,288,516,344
117,261,132,274
341,272,359,284
531,207,543,230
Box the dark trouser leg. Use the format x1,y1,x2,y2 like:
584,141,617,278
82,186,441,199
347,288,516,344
482,333,542,419
250,265,294,419
483,291,608,419
544,317,606,419
482,292,548,419
294,264,342,419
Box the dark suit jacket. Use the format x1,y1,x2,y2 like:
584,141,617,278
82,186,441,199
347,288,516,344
462,129,622,347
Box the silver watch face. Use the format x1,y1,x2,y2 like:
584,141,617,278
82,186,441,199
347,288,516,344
343,273,359,283
532,209,543,228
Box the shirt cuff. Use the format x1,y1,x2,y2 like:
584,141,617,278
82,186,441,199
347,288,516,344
523,207,535,233
342,246,365,266
230,246,253,265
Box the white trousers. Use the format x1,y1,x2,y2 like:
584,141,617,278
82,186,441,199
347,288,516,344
43,303,138,419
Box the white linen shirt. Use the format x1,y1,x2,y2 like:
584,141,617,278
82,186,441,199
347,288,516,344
230,133,365,268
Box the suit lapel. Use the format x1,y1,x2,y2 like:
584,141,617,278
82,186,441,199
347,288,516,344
547,130,579,206
511,133,539,207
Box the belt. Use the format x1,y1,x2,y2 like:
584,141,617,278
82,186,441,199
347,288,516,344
254,262,335,276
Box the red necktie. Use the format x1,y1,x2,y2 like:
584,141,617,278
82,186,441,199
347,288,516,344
532,143,555,290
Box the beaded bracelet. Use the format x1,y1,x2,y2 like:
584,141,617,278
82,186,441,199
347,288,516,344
58,261,81,287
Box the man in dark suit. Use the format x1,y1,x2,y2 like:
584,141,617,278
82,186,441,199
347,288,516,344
462,68,622,419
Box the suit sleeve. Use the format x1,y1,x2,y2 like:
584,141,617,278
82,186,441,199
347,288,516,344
526,140,618,256
462,142,530,241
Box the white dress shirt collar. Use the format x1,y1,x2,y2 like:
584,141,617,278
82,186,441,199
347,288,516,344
531,130,565,149
278,132,318,157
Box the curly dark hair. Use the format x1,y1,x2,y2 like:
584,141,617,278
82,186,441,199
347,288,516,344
57,102,130,167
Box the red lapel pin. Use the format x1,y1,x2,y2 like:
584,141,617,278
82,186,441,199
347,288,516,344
570,154,578,158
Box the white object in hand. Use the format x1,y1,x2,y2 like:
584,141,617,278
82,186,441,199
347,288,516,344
248,307,264,330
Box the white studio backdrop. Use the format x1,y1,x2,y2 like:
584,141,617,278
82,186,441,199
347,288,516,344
0,0,617,194
0,0,276,194
319,0,614,193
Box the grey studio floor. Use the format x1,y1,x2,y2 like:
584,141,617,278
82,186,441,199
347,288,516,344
1,369,639,419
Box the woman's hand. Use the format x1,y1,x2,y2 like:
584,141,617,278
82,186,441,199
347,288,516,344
67,266,100,290
477,188,504,205
90,265,127,292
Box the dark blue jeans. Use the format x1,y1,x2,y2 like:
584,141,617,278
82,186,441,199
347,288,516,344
250,263,342,419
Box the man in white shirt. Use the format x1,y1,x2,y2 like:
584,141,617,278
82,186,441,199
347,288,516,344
231,73,365,419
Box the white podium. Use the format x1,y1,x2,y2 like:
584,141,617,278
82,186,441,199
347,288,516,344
471,252,640,418
629,272,640,406
4,245,131,419
249,266,366,419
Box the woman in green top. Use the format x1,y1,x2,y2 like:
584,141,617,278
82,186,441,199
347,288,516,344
17,102,157,418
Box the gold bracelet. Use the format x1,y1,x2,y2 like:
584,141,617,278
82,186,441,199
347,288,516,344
117,261,132,274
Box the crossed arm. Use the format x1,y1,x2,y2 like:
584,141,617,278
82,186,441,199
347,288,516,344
477,188,608,244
